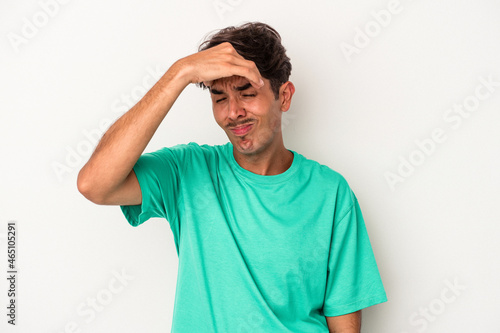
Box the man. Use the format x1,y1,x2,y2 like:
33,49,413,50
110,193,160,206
78,22,387,332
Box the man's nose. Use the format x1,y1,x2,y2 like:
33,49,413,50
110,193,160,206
228,97,246,121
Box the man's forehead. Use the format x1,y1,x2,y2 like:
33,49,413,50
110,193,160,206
210,76,251,90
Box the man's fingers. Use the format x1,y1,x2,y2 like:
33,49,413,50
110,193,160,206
229,57,264,89
254,78,265,89
193,44,265,89
234,67,264,89
202,66,263,90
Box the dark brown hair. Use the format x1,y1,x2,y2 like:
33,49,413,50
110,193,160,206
197,22,292,99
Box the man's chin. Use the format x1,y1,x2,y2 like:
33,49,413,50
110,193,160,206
230,136,258,155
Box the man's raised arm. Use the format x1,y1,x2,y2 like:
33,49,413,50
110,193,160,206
77,42,263,206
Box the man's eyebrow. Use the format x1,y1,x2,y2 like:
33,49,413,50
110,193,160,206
210,88,224,95
235,83,253,91
210,83,253,95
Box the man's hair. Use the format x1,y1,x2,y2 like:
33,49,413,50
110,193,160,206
197,22,292,99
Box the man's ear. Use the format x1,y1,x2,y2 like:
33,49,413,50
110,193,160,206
279,81,295,112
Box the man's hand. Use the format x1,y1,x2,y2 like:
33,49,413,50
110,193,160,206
326,310,361,333
173,42,264,89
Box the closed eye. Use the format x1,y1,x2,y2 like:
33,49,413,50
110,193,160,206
215,94,254,103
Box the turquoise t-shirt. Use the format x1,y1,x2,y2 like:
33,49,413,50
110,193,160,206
120,142,387,332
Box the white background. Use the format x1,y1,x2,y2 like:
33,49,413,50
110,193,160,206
1,0,499,332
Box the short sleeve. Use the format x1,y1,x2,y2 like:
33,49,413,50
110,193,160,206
323,193,387,316
120,145,185,228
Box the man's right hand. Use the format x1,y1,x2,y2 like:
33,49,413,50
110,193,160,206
173,42,264,90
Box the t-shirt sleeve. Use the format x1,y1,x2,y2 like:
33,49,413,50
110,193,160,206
323,189,387,316
120,146,184,228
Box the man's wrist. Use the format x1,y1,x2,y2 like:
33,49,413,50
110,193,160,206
167,58,196,87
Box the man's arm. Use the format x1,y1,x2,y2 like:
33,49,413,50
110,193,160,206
326,310,361,333
77,42,263,206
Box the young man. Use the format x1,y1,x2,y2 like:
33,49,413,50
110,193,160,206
78,22,387,332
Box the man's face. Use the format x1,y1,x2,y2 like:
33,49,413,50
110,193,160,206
210,76,288,156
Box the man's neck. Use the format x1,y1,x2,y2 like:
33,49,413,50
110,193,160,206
232,142,294,176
